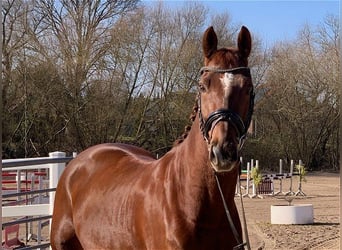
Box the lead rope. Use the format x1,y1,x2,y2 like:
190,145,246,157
214,172,249,250
237,176,251,250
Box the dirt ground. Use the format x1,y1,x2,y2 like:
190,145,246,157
236,172,340,250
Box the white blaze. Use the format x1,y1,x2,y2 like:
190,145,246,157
222,72,234,99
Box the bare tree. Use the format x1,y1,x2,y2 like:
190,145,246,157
2,0,139,156
257,15,339,170
100,2,208,153
2,0,28,110
32,0,138,150
2,0,33,157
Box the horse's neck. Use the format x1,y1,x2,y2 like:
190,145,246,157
164,116,238,224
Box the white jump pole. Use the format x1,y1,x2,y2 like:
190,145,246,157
296,160,306,196
279,159,283,193
289,160,294,194
243,162,251,197
274,159,283,195
249,161,256,198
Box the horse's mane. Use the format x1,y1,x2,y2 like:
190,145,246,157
173,95,199,146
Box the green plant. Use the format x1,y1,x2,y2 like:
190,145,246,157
251,167,262,186
296,164,307,182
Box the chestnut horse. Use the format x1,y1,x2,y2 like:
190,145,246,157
51,26,254,250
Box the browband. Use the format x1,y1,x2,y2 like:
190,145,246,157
200,66,251,77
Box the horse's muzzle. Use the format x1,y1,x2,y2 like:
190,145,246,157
209,142,238,172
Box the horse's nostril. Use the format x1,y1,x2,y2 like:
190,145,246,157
228,150,238,162
209,143,238,172
210,143,238,164
210,145,222,166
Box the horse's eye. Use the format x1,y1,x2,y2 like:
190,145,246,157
199,84,206,92
199,73,211,92
200,69,209,75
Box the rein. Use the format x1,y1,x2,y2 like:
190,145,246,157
214,172,248,250
198,66,254,250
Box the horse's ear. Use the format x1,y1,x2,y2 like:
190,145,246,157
238,26,252,58
203,26,218,58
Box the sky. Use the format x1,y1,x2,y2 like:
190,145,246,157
142,1,340,47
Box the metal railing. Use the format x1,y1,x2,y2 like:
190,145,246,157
2,152,73,249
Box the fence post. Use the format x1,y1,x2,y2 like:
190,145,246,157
48,151,66,240
289,160,294,193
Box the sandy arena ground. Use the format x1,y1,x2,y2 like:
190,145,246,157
236,172,340,250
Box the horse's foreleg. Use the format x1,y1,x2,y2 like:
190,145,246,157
50,214,83,250
63,235,83,250
50,178,83,250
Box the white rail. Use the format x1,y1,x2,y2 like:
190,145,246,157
2,151,72,248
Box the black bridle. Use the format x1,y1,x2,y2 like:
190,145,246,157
198,66,255,149
198,66,254,250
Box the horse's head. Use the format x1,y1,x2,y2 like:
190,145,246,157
198,26,254,172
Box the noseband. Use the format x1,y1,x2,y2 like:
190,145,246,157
198,66,255,149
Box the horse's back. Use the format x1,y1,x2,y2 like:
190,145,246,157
61,143,156,187
51,143,157,249
72,143,156,169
